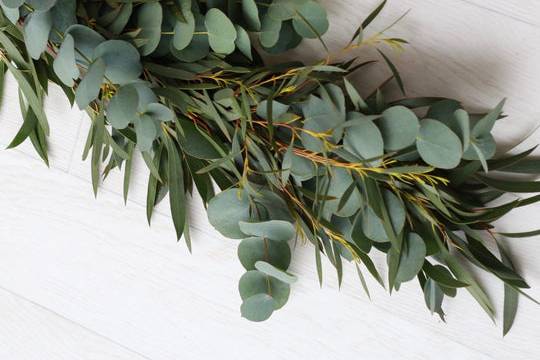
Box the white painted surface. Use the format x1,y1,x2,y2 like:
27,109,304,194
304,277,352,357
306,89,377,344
1,1,540,359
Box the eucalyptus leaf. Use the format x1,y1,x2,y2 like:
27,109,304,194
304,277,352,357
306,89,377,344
378,106,419,151
417,119,463,169
260,16,282,48
343,113,384,165
242,0,261,31
133,114,158,152
292,1,329,39
239,270,290,309
65,24,105,63
93,40,142,84
53,34,79,87
107,85,139,129
237,237,291,270
1,4,19,23
205,8,237,54
394,233,426,283
234,25,252,60
208,188,252,239
0,0,23,8
255,261,297,284
75,58,106,109
239,220,295,241
137,2,163,55
363,190,405,243
24,11,52,60
173,11,195,51
26,0,57,12
241,293,275,322
144,103,175,122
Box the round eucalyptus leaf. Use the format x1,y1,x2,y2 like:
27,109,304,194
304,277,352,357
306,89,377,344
65,24,105,63
205,8,237,54
109,2,133,35
240,294,276,322
137,2,163,55
238,237,291,270
144,103,175,122
171,14,209,62
24,11,52,60
322,84,346,129
292,0,329,39
256,100,289,120
234,25,252,60
262,20,302,54
290,154,315,181
239,270,290,309
107,85,139,129
462,133,497,161
75,58,106,109
53,33,79,87
426,99,461,125
378,106,419,151
395,233,427,283
50,0,77,42
343,114,384,164
26,0,56,12
1,0,24,8
320,167,363,218
0,3,18,23
133,114,158,152
417,119,463,169
260,15,282,48
173,11,195,51
208,188,252,239
267,0,309,21
362,190,405,242
453,109,471,152
238,220,295,241
130,81,158,111
301,94,344,152
254,189,293,222
255,261,297,284
361,206,386,243
242,0,261,31
93,40,142,85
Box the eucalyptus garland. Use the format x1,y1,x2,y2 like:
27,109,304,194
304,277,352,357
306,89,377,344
1,0,539,333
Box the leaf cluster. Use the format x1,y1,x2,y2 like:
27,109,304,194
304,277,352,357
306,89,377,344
1,0,539,332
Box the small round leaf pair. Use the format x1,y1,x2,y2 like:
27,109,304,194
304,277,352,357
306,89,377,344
239,270,290,321
238,220,295,241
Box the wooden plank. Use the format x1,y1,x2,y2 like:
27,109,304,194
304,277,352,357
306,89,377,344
0,287,148,360
1,150,539,359
462,0,540,27
286,0,540,149
0,1,539,359
0,75,83,172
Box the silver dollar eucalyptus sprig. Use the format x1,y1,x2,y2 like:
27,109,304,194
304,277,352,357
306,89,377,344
1,0,539,332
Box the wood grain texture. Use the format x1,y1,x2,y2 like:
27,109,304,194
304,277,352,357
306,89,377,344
462,0,540,27
1,1,540,359
0,287,148,360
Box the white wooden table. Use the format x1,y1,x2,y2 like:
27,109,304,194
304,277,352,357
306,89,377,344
1,1,540,359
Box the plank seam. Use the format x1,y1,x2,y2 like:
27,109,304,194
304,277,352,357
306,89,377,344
0,285,154,360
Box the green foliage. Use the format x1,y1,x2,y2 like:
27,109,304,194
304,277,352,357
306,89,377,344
1,0,539,332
